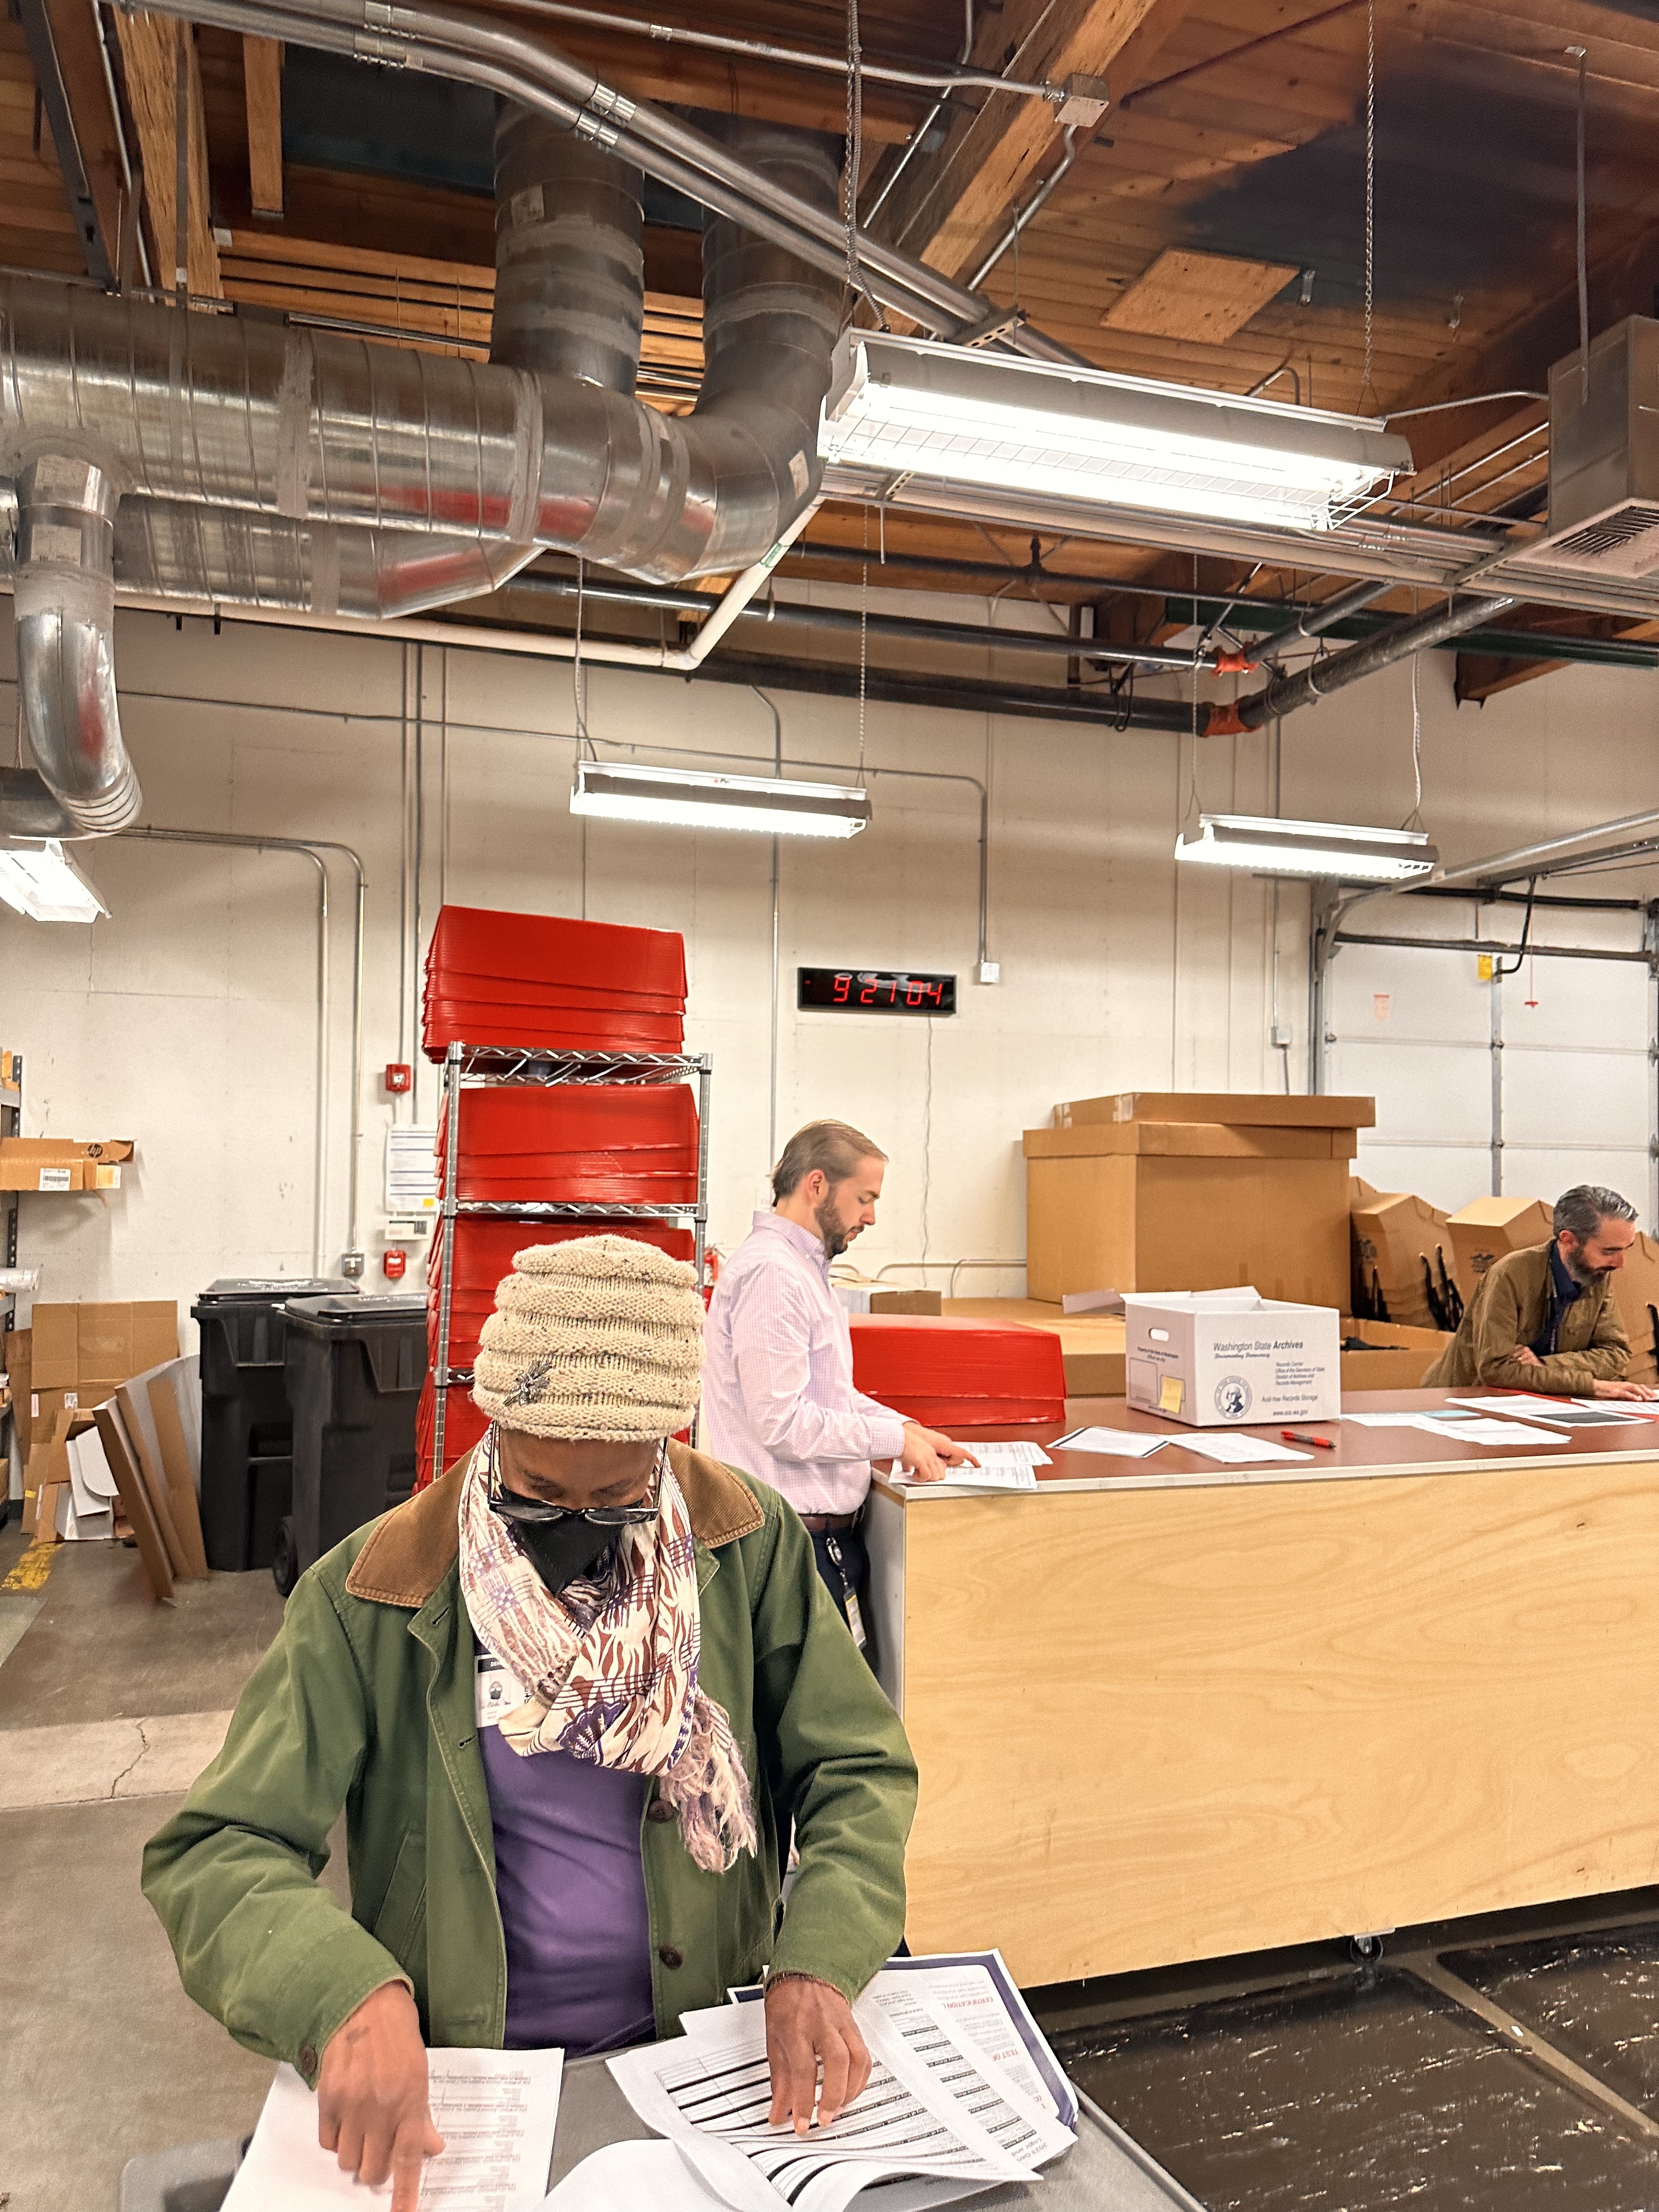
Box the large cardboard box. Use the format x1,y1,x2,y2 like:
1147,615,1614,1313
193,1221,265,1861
1350,1190,1464,1329
1340,1317,1451,1390
1024,1124,1351,1307
1447,1197,1553,1288
1056,1092,1375,1131
1123,1289,1341,1426
1609,1229,1659,1384
0,1138,132,1192
31,1300,177,1390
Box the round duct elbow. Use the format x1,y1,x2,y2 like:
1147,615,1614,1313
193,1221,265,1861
13,458,141,836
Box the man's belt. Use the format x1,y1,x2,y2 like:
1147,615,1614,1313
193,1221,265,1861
798,1509,863,1533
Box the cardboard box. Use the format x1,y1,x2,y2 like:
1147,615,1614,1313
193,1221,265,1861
1340,1318,1451,1391
1609,1230,1659,1385
1024,1131,1351,1308
1350,1190,1464,1329
832,1282,945,1316
944,1297,1126,1396
1124,1289,1341,1426
30,1301,177,1390
1056,1092,1375,1131
0,1138,133,1192
1029,1121,1357,1162
1447,1197,1554,1286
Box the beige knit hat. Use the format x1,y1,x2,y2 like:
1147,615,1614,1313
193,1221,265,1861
471,1234,704,1441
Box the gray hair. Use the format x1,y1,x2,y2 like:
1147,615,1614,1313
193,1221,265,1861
772,1119,887,1202
1554,1184,1639,1241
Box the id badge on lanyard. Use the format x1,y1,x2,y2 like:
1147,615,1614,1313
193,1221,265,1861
475,1652,528,1726
826,1534,867,1650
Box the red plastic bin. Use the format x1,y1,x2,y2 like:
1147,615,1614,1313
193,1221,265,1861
848,1316,1066,1427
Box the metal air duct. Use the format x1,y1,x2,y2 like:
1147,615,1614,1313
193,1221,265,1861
13,456,140,834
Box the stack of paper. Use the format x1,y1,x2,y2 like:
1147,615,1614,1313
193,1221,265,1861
1052,1426,1311,1466
888,1442,1051,1493
602,1953,1075,2212
224,2049,563,2209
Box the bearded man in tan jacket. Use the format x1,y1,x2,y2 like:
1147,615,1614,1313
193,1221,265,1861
1423,1184,1658,1398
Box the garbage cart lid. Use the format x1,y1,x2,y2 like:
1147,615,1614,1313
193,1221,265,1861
284,1293,427,1329
195,1277,359,1307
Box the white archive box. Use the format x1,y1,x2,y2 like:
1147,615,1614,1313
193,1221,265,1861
1124,1287,1341,1427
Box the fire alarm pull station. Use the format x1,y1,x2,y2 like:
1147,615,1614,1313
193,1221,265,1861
384,1063,413,1094
382,1248,408,1281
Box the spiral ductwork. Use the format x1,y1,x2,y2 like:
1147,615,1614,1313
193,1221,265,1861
13,456,140,834
0,107,843,815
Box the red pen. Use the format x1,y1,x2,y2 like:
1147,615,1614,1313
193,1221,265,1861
1282,1429,1335,1449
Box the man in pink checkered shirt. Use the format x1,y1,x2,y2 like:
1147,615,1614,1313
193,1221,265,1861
701,1119,977,1645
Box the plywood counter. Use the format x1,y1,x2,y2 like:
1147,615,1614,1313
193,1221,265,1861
865,1390,1659,1989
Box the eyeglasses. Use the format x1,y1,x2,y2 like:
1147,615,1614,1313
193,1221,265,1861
486,1432,665,1530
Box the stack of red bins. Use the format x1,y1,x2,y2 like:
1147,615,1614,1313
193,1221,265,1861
848,1316,1067,1429
415,904,696,1485
423,904,687,1057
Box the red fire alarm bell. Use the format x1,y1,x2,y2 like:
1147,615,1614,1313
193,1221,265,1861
384,1063,413,1094
382,1248,408,1280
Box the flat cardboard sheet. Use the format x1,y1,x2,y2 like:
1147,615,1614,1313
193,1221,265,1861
93,1403,174,1604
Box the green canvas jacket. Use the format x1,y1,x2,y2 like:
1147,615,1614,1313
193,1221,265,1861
142,1444,917,2085
1421,1240,1630,1391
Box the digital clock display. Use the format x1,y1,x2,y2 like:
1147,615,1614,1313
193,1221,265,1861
797,968,957,1015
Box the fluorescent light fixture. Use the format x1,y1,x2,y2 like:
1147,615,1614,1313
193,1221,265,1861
820,333,1413,533
571,760,871,839
1175,813,1439,882
0,839,108,922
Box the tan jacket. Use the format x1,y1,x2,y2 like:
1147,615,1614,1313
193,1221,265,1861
1421,1240,1629,1391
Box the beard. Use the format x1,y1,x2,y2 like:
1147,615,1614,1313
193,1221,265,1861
1563,1245,1612,1286
815,1190,855,1260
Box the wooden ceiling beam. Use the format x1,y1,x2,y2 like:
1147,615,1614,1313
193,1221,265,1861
873,0,1178,279
241,35,283,217
111,8,221,297
16,0,126,281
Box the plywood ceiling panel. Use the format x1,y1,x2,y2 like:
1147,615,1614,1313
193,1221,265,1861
1101,246,1300,341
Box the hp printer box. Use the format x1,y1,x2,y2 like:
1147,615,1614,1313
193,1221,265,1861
1124,1288,1340,1427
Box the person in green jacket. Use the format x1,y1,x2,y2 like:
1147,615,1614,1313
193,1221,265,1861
144,1235,918,2211
1421,1183,1658,1396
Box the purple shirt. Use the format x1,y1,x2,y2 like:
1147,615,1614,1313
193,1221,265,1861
477,1651,657,2055
701,1212,908,1516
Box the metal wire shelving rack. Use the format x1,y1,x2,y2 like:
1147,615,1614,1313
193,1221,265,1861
428,1040,712,1482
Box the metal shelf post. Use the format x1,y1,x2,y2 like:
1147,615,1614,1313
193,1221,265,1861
428,1040,713,1485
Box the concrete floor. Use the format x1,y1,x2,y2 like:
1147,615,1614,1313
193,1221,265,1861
0,1520,302,2212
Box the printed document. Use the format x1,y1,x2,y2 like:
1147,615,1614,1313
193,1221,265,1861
610,1979,1069,2212
1170,1432,1312,1466
1051,1427,1170,1459
1452,1395,1650,1426
224,2048,563,2211
888,1442,1049,1493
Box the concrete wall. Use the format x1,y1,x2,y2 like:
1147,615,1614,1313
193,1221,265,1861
0,590,1653,1342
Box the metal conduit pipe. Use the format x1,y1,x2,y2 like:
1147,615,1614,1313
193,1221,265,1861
1209,592,1521,733
13,455,141,832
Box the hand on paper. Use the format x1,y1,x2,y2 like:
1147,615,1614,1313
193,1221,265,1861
899,1423,980,1484
765,1975,871,2136
1590,1378,1659,1400
315,1981,445,2211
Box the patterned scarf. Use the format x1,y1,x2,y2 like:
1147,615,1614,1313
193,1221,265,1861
457,1431,758,1876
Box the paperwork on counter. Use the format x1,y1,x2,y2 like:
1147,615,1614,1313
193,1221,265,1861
606,1956,1075,2212
888,1441,1051,1492
1452,1395,1655,1426
1342,1410,1571,1444
1053,1426,1309,1464
225,2048,563,2210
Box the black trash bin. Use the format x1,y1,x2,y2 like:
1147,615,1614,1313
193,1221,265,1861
192,1278,358,1573
281,1294,426,1593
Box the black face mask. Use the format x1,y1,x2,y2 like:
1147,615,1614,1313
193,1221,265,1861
511,1515,614,1596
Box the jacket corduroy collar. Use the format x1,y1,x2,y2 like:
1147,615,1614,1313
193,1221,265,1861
343,1439,766,1609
